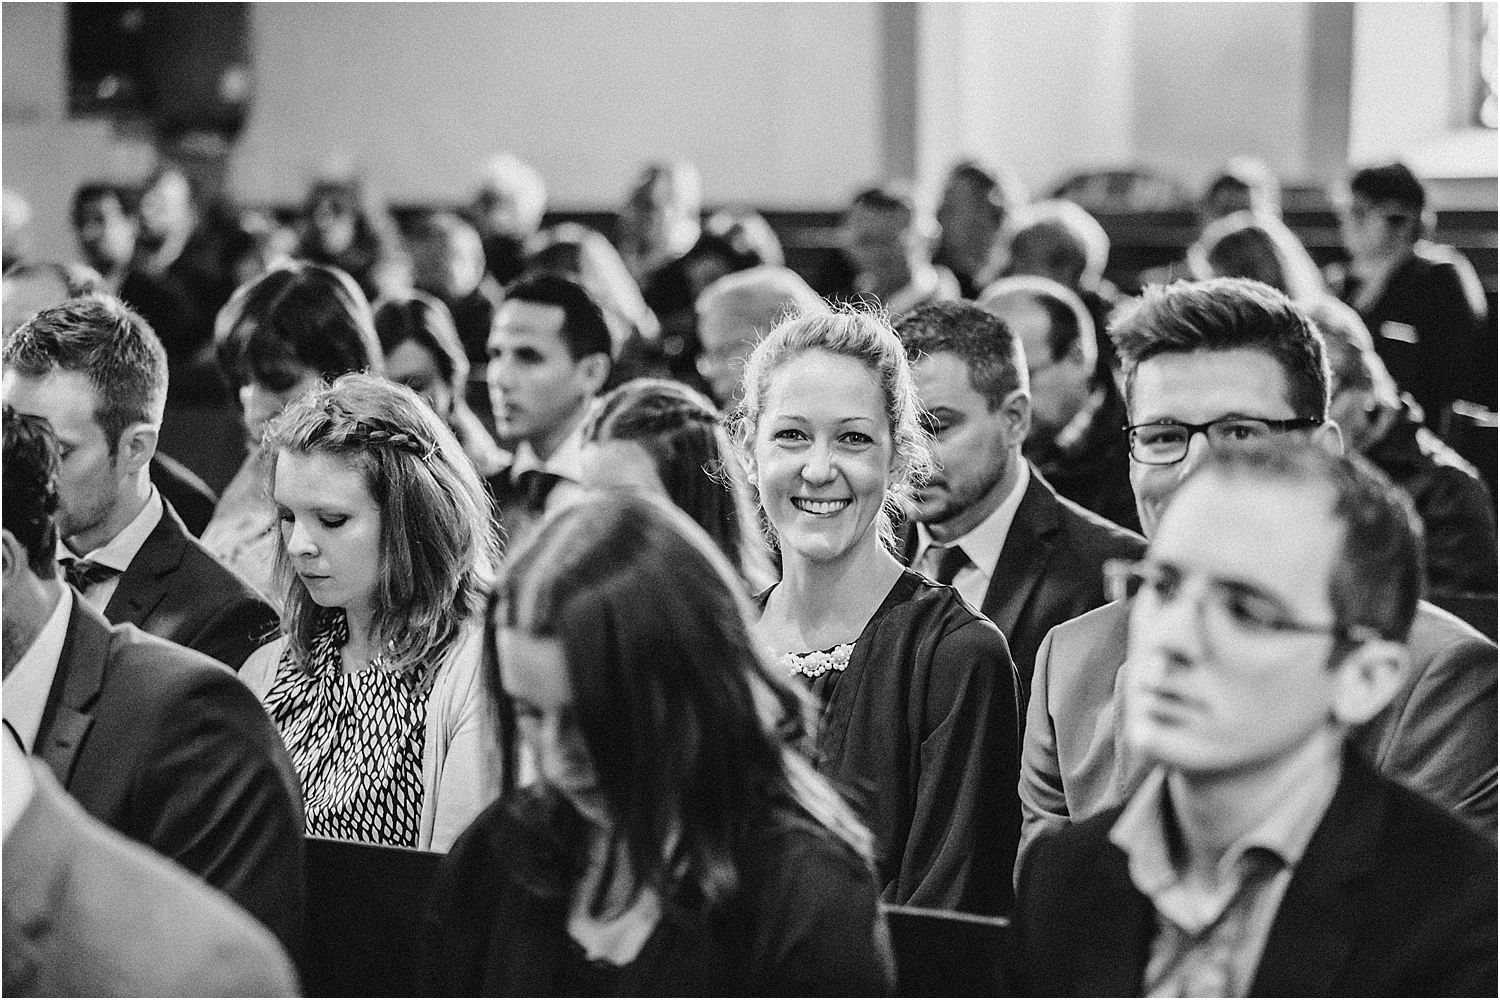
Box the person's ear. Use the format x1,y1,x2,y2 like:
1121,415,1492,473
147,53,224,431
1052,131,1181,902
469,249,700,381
1002,388,1031,444
578,353,611,396
1313,419,1344,456
1329,639,1408,727
2,529,25,588
115,421,159,475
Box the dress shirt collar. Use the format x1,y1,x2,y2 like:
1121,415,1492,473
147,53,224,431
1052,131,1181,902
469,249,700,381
3,585,73,754
915,460,1030,581
58,485,163,573
1110,736,1342,934
510,417,587,483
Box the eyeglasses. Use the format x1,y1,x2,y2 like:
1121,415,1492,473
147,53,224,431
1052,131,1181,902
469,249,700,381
1123,416,1322,465
1105,558,1380,644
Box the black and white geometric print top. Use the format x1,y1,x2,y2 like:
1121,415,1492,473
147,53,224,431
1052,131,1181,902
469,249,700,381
263,610,428,848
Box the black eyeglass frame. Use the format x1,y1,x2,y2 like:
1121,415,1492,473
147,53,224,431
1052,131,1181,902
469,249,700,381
1122,416,1323,466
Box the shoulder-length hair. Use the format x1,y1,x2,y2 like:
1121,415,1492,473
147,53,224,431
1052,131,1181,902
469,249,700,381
494,493,870,918
583,378,773,591
727,305,933,553
215,260,383,391
263,372,499,683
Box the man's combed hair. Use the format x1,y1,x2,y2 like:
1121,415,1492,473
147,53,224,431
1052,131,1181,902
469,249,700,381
3,295,168,454
262,373,500,684
1109,276,1330,421
2,406,62,576
1203,441,1424,644
895,300,1025,410
502,272,614,363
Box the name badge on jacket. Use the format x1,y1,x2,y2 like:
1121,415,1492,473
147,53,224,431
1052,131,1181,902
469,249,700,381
1380,321,1419,344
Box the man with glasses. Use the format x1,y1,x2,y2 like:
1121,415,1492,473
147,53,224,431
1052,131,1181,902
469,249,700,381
1016,443,1496,995
694,265,821,407
1020,277,1496,866
979,276,1140,533
1328,161,1488,426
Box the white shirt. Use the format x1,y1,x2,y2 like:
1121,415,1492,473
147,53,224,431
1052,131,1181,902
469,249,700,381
509,416,587,483
914,461,1031,611
3,584,74,753
58,486,164,611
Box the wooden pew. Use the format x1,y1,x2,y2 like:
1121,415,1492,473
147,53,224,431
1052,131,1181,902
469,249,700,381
301,835,1019,997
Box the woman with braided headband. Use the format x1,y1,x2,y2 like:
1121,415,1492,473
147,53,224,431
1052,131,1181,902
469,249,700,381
239,372,506,851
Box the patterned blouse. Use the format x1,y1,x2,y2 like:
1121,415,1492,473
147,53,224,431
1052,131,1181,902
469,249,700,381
262,610,428,847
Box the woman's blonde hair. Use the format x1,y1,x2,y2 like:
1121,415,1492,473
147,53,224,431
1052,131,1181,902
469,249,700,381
263,372,499,684
727,306,933,553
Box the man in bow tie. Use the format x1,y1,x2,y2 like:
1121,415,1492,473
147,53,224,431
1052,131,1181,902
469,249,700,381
2,295,275,670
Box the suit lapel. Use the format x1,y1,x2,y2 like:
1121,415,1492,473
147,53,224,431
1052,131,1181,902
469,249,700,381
36,602,112,787
1249,759,1384,996
980,471,1059,638
103,501,187,627
1076,840,1155,994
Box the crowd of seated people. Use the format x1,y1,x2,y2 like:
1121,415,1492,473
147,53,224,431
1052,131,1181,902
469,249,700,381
1,147,1495,998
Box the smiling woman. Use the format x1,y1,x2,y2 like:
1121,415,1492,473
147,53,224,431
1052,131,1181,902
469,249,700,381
237,372,506,852
730,307,1023,916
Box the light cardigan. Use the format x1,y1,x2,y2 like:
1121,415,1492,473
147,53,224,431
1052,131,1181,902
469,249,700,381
240,622,504,853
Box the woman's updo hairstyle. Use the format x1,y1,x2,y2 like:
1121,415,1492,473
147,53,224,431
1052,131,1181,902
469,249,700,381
727,306,932,552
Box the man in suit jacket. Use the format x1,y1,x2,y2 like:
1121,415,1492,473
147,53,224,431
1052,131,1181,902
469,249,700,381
1016,444,1496,996
2,295,275,669
896,301,1145,697
1,406,305,955
3,733,299,997
1020,279,1497,864
485,273,613,547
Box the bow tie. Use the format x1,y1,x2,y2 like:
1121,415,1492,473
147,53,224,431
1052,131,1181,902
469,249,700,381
61,558,122,593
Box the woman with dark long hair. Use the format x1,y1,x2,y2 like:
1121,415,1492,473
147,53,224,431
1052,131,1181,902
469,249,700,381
420,493,892,995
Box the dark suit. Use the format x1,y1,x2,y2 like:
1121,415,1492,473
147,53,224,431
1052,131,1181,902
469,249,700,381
35,597,306,954
103,498,277,670
1016,757,1498,996
150,451,218,538
904,467,1145,701
3,755,299,997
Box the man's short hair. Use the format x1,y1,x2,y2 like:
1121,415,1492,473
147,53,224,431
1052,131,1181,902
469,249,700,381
1203,158,1281,215
944,159,1027,218
1006,200,1111,288
896,300,1025,411
977,275,1098,367
1110,277,1329,421
1198,442,1423,644
696,265,821,337
2,405,61,577
476,153,548,234
851,183,917,223
3,296,168,454
70,181,138,229
1349,161,1426,216
502,272,614,363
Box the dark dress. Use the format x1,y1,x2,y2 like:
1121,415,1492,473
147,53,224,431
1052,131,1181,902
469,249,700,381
419,786,894,996
759,569,1022,916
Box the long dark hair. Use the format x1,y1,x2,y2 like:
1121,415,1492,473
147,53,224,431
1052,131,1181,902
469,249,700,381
494,493,868,917
583,378,771,589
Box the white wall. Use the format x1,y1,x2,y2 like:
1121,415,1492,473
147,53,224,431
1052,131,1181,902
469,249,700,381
916,2,1136,199
1348,1,1497,201
231,2,883,209
1129,3,1316,193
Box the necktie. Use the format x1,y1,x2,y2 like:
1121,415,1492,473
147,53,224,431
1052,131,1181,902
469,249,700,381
513,469,563,515
926,543,970,586
61,558,122,593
